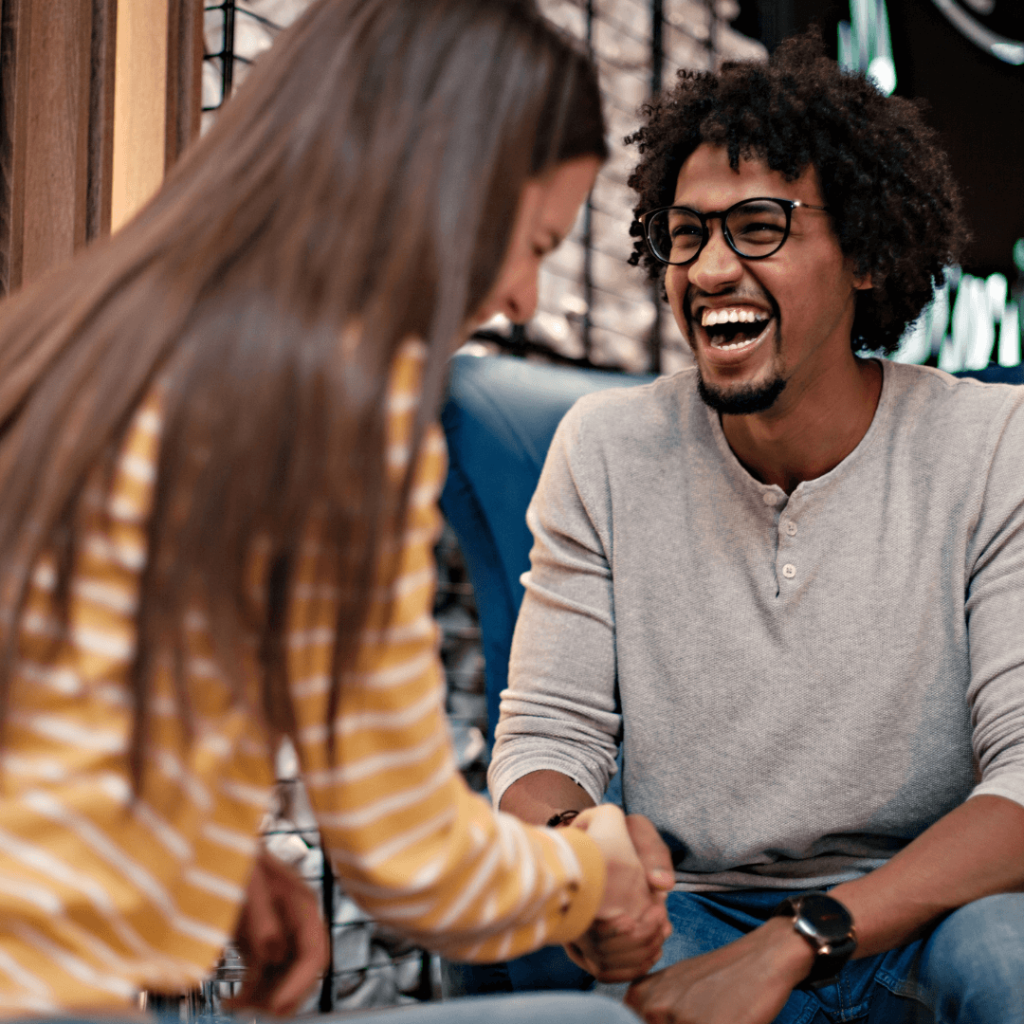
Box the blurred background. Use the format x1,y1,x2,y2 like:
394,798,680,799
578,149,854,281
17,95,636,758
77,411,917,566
1,0,1021,1012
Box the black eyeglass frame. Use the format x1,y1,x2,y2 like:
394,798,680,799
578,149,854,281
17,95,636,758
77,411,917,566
639,197,830,267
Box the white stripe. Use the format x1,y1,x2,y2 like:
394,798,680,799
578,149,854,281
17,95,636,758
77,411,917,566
289,674,329,700
317,759,454,830
20,610,134,660
172,914,231,948
30,562,56,591
219,778,273,808
11,712,125,754
432,841,502,932
184,868,245,903
359,614,436,646
184,608,208,631
351,650,436,691
83,532,146,572
119,453,155,485
387,431,447,470
17,663,128,708
135,407,162,436
9,920,136,1000
409,482,439,509
380,525,439,554
304,730,448,789
292,648,434,691
388,392,418,415
15,662,82,696
23,790,227,948
0,944,53,1000
384,566,434,601
0,827,188,975
106,494,145,523
547,828,584,881
297,686,441,744
188,657,225,680
155,750,212,810
287,626,335,651
202,822,257,858
96,776,193,862
23,790,173,910
2,754,69,783
0,869,63,914
328,806,458,881
74,578,137,616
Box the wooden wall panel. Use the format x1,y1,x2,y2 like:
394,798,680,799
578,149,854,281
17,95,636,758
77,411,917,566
0,0,202,294
87,0,117,241
0,0,94,293
110,0,169,232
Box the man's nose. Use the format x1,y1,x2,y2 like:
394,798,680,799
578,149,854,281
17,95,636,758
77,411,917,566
687,222,743,292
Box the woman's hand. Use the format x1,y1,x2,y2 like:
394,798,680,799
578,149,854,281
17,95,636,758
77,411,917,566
227,848,330,1015
564,806,673,981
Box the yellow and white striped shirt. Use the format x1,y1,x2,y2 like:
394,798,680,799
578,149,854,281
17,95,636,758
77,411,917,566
0,344,604,1013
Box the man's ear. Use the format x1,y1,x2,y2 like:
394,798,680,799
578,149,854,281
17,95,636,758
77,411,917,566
853,268,873,291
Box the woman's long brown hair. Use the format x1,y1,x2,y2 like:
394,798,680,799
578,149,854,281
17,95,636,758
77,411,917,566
0,0,606,789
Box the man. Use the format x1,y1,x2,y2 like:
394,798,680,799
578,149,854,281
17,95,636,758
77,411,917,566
488,33,1024,1024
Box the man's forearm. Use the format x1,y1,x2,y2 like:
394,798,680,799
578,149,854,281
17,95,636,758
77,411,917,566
829,794,1024,957
498,769,596,825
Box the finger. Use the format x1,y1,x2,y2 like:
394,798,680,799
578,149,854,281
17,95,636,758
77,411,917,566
563,941,598,977
240,854,288,966
592,955,662,985
625,815,675,892
590,924,666,959
585,929,666,978
267,878,330,1015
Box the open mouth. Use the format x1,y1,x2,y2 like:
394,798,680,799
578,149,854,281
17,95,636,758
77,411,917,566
697,307,773,352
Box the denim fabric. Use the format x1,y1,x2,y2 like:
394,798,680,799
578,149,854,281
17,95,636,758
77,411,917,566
446,889,1024,1024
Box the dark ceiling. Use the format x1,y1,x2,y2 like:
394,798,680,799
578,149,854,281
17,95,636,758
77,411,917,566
732,0,1024,279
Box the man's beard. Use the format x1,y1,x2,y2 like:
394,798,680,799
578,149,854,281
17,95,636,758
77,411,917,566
696,372,787,415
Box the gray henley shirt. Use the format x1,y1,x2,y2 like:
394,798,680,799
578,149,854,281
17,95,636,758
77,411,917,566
488,359,1024,891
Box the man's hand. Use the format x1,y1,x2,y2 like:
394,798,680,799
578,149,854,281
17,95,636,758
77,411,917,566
624,917,813,1024
564,813,675,982
227,848,330,1016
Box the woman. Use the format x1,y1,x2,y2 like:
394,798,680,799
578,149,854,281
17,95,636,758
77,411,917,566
0,0,662,1018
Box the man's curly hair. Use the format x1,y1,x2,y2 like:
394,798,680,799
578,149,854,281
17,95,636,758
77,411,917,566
626,31,969,354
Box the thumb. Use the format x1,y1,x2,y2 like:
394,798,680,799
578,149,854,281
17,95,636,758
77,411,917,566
626,814,675,893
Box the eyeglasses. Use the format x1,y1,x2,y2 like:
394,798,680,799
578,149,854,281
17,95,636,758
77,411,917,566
639,197,829,266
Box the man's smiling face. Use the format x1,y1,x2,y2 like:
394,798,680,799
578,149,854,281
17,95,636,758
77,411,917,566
665,144,870,417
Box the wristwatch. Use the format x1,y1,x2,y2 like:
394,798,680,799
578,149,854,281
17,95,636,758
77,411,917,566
770,892,857,988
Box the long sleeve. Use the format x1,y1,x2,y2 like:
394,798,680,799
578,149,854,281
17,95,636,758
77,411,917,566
288,345,606,963
487,402,622,810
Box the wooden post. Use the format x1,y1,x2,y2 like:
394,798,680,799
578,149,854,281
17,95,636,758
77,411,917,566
0,0,202,294
0,0,94,293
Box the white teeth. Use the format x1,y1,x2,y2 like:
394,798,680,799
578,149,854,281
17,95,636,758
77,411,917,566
700,307,770,327
707,317,772,351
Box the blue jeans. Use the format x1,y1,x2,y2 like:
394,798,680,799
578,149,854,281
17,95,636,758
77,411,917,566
444,889,1024,1023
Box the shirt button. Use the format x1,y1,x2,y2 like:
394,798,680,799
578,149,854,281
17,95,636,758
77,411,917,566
762,492,777,506
785,522,798,536
782,563,796,579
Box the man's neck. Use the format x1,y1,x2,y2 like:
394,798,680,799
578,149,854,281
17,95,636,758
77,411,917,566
720,356,883,495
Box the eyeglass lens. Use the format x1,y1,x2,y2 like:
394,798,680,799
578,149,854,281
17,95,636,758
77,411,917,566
647,199,790,265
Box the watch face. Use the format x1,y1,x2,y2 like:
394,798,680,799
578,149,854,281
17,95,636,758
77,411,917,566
796,893,854,945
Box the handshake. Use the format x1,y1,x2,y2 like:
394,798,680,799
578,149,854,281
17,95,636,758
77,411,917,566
564,806,675,983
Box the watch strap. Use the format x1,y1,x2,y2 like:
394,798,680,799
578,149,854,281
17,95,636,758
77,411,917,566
771,893,857,988
546,809,581,829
